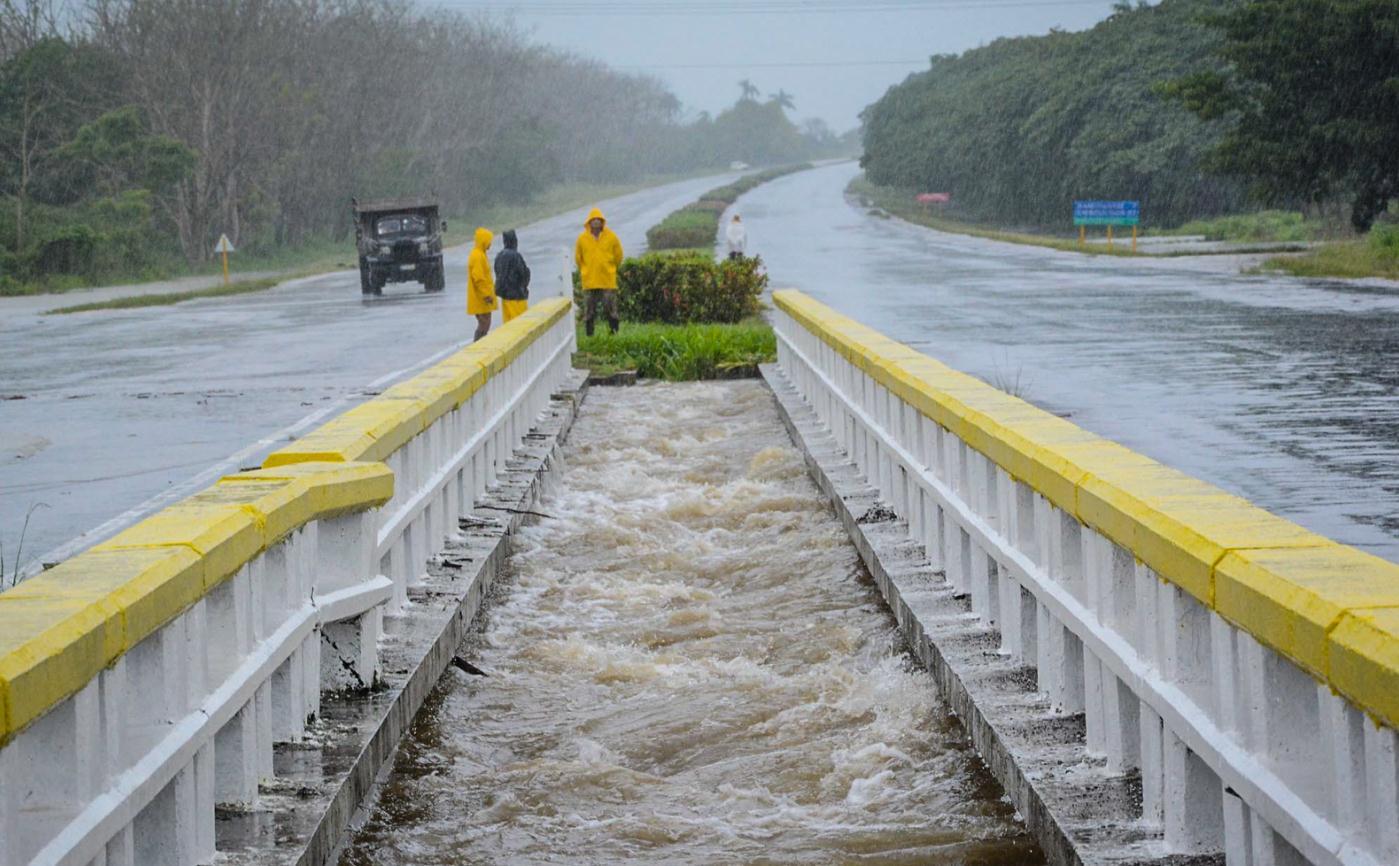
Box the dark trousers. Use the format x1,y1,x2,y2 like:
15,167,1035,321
583,289,618,335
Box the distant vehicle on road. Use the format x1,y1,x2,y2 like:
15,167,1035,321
730,161,750,171
352,195,446,295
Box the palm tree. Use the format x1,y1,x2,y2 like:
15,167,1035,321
769,89,795,111
737,78,759,101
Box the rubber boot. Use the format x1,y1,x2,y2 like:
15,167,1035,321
608,317,619,335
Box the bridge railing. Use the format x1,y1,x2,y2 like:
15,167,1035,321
771,289,1398,866
0,298,575,866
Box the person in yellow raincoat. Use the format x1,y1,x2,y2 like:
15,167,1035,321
574,207,624,336
467,227,496,341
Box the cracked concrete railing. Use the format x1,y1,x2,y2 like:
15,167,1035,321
0,298,575,866
771,289,1398,866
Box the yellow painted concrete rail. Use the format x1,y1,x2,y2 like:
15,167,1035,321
264,298,572,468
774,289,1399,729
0,462,393,745
0,297,572,745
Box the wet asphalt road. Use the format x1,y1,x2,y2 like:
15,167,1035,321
5,161,1397,574
740,162,1399,562
0,172,740,576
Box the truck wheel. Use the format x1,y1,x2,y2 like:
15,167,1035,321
425,268,445,293
360,261,373,295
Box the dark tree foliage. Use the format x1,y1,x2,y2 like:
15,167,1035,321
859,0,1243,229
1167,0,1399,231
0,0,843,283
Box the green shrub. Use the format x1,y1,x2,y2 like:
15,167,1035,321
574,320,775,381
573,252,767,324
1171,210,1312,242
32,224,100,277
691,198,730,213
1369,222,1399,258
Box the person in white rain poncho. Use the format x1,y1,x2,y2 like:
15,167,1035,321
725,213,747,260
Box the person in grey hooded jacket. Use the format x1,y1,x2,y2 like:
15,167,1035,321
493,229,531,323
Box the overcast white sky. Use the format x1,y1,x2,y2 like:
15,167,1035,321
432,0,1124,130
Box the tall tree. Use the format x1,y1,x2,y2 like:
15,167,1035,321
0,37,112,247
1167,0,1399,231
769,89,795,111
737,78,759,101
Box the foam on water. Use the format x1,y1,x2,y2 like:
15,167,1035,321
340,381,1043,866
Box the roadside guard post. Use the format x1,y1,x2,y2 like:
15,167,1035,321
215,233,236,284
1073,200,1140,252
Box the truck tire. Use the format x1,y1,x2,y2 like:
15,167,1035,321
360,260,373,295
425,266,445,293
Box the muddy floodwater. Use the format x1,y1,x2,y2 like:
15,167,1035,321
340,381,1042,865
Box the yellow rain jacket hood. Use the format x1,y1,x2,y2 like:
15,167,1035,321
467,227,497,314
575,207,624,291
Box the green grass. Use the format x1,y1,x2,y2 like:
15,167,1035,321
848,176,1144,258
1257,231,1399,281
45,276,286,314
655,209,719,232
573,320,776,381
1159,210,1317,243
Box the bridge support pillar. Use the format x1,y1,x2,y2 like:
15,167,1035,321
270,642,312,742
132,742,214,866
103,824,135,866
1140,705,1165,827
997,571,1020,659
215,698,264,806
321,608,381,692
1364,723,1399,860
1164,731,1223,853
1101,672,1140,773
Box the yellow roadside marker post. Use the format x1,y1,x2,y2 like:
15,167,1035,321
215,234,235,285
1107,225,1114,250
1132,225,1138,254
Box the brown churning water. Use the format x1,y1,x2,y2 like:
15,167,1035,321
341,381,1042,865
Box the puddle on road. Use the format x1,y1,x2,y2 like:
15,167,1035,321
340,380,1042,866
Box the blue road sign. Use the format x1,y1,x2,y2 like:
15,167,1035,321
1073,200,1140,226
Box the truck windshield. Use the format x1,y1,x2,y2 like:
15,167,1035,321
376,215,429,236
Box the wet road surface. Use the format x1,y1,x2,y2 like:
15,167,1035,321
740,163,1399,562
341,381,1041,866
0,173,739,576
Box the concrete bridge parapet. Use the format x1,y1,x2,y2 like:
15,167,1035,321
0,299,576,866
769,289,1399,866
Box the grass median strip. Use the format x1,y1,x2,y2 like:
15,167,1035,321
45,276,288,314
573,320,776,382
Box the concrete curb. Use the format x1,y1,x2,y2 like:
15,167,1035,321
219,369,590,865
760,364,1221,866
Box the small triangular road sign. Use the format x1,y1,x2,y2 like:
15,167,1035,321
214,234,235,254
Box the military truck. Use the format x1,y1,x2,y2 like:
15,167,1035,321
351,195,446,295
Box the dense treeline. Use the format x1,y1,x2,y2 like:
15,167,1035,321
0,0,844,289
860,0,1244,229
1165,0,1399,231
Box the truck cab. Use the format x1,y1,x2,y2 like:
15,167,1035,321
352,196,446,295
